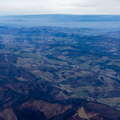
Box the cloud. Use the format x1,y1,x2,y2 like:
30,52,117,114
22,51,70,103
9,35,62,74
0,0,120,15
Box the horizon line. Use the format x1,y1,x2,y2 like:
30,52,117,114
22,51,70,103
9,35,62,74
0,13,120,17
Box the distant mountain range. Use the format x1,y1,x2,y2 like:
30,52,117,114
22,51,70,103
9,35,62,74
0,15,120,28
1,14,120,21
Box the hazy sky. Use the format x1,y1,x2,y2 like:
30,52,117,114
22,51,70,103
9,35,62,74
0,0,120,15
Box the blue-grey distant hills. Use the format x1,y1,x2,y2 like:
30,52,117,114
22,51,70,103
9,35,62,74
0,15,120,28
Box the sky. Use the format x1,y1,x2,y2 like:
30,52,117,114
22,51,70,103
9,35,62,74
0,0,120,15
